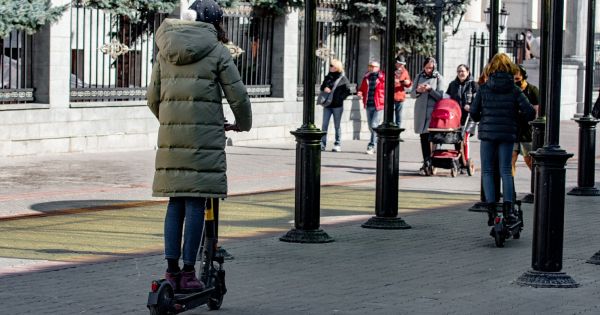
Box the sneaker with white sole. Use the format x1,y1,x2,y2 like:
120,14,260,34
332,145,341,152
366,147,374,155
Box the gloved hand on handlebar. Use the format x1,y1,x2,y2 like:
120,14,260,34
224,120,241,132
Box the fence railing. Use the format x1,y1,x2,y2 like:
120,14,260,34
297,6,360,96
70,1,165,102
468,32,526,78
223,3,274,97
1,30,34,104
70,2,273,102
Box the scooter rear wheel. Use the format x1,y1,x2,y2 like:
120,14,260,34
494,229,505,248
208,270,226,310
149,284,174,315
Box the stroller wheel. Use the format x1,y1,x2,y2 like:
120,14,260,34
431,167,437,176
450,167,458,177
467,158,475,176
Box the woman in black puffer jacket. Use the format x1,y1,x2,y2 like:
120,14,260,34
319,59,351,152
470,53,535,223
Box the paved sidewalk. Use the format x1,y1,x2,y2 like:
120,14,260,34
0,121,599,314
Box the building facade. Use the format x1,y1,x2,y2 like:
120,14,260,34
0,0,593,156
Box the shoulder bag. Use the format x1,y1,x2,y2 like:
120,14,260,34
317,76,344,107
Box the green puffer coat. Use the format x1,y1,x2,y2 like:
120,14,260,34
147,19,252,198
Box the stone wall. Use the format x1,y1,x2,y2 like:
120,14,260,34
0,0,583,157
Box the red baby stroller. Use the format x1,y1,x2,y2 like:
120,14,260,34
426,98,475,177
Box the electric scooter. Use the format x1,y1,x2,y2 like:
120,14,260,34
489,199,524,248
147,198,227,314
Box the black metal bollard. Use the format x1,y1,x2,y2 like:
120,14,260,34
521,118,546,203
361,0,409,230
280,0,332,243
362,125,410,229
280,129,333,243
568,118,600,196
516,0,578,288
567,0,600,196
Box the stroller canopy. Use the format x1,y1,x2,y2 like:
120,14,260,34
429,98,462,130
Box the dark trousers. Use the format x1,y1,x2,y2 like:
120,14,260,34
420,133,431,162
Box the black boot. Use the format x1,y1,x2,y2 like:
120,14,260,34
503,201,517,225
487,203,496,226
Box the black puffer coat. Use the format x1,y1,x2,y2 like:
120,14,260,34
470,72,534,142
446,77,478,126
320,71,351,108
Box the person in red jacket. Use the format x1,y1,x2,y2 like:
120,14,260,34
357,60,385,154
393,56,412,129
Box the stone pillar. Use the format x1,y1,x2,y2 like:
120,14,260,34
564,0,588,114
356,27,381,76
271,10,299,101
34,0,71,107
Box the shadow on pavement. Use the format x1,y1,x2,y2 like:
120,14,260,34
29,200,150,213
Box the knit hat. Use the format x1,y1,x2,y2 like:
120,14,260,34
368,60,380,68
189,0,223,24
395,55,406,65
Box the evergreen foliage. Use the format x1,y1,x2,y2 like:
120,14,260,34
249,0,303,16
337,0,471,55
0,0,69,38
84,0,180,23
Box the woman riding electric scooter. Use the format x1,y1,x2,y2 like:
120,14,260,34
469,53,535,247
146,0,252,299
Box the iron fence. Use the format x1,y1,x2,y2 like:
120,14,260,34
70,1,165,102
0,30,34,104
297,5,360,96
70,1,273,102
223,3,274,97
468,32,526,79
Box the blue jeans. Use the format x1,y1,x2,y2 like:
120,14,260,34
321,106,343,147
394,101,404,127
366,106,383,148
480,140,514,203
164,197,206,266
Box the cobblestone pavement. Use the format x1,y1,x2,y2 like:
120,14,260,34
0,191,599,314
0,121,599,314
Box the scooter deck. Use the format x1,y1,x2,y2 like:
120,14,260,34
147,279,217,314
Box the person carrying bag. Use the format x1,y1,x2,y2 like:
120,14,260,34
318,75,344,107
319,59,351,151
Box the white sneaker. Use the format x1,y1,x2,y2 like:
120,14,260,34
332,145,341,152
366,147,374,155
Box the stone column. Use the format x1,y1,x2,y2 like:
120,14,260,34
356,27,381,75
564,0,588,114
271,10,299,101
33,0,71,107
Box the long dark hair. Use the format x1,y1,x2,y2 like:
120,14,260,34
214,22,228,43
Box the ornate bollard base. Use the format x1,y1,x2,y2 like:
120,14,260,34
280,229,334,243
515,270,579,288
361,216,411,230
521,193,534,204
587,250,600,265
468,201,489,212
567,186,600,196
216,247,234,261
